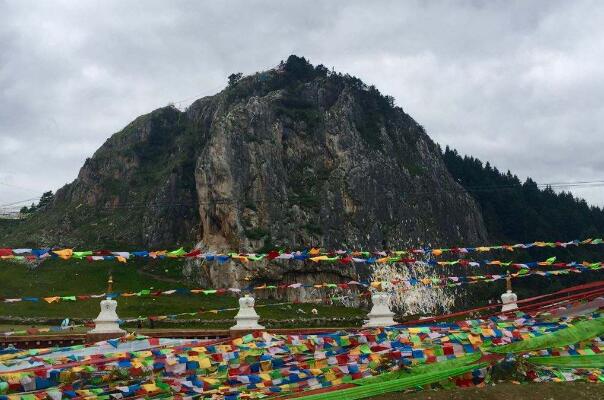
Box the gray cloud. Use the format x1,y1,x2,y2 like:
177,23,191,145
1,0,603,209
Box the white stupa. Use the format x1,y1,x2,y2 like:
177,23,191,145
89,275,125,335
230,294,265,331
501,273,518,312
363,291,396,327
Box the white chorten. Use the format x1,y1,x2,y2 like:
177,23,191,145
230,294,265,331
89,276,125,335
501,273,518,312
363,292,396,327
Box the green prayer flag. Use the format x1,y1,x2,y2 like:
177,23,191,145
527,354,604,368
359,344,372,354
73,251,93,259
168,247,187,257
486,317,604,354
155,379,171,391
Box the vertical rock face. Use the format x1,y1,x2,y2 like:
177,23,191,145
0,56,487,250
191,57,486,250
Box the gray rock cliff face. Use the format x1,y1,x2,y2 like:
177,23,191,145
189,60,486,251
2,56,487,257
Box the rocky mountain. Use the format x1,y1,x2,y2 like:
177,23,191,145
1,56,487,250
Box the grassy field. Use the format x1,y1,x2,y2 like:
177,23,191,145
367,382,604,399
0,258,365,329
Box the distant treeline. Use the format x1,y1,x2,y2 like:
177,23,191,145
443,146,604,243
19,191,54,215
443,146,604,307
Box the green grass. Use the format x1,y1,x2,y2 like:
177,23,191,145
367,382,604,400
0,324,88,335
0,258,365,328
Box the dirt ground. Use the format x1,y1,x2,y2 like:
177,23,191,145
367,382,604,400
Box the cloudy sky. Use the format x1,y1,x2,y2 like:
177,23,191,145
1,0,603,210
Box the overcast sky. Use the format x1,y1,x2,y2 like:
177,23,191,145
1,0,603,210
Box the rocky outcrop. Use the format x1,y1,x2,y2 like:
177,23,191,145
191,57,487,251
0,56,487,253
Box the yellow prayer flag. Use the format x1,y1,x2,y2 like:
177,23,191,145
44,297,60,303
53,249,73,259
199,357,212,369
142,383,158,392
468,334,482,345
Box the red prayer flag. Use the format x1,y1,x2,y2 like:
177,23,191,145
185,249,201,257
0,248,13,256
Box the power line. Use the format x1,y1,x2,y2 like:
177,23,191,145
536,180,604,187
168,61,279,107
456,180,604,191
0,196,42,209
3,179,602,210
46,180,601,212
0,181,42,194
2,179,601,212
